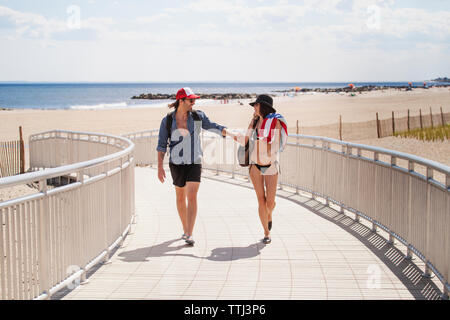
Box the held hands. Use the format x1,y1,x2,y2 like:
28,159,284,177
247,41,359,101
232,132,246,146
158,166,166,183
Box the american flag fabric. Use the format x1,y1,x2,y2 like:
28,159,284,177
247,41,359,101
258,113,288,151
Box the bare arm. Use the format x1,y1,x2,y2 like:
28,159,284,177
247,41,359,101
231,116,259,146
157,151,166,183
266,119,281,158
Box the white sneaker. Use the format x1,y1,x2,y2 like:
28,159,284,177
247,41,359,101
185,236,195,246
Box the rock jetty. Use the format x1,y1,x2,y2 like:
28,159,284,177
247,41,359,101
131,93,258,100
131,84,450,100
432,77,450,83
274,83,450,94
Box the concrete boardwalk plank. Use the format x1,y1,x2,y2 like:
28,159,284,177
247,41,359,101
57,167,443,300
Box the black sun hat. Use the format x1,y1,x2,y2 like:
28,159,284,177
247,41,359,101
249,94,273,108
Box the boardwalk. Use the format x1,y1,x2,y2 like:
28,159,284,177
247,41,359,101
55,167,443,300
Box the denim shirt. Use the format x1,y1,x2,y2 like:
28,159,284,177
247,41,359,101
156,109,227,165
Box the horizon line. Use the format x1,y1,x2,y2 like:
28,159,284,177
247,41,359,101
0,80,437,84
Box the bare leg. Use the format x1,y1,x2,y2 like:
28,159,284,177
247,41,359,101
263,173,278,226
175,186,188,234
186,182,200,236
249,165,270,237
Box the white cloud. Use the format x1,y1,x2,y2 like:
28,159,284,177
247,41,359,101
136,13,171,24
0,5,115,41
0,2,448,81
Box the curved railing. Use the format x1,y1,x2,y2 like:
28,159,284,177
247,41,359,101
0,130,135,300
124,129,449,299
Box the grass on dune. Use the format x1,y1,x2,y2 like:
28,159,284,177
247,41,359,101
394,124,450,141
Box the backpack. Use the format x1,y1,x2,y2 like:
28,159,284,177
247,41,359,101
166,109,201,149
237,117,259,167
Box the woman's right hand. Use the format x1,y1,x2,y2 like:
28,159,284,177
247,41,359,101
233,132,246,146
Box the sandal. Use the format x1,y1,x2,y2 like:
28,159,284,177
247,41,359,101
185,236,195,246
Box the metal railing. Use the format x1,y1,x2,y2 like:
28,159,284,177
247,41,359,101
0,130,135,300
124,129,449,299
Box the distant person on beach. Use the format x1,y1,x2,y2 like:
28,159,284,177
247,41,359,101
232,95,288,244
156,87,231,246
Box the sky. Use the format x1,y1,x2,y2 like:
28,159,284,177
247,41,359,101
0,0,449,82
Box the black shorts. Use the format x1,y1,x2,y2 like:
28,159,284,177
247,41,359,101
169,163,202,188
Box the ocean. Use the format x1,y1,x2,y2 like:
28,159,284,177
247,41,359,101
0,82,434,110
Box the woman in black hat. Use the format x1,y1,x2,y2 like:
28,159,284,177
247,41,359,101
232,94,288,244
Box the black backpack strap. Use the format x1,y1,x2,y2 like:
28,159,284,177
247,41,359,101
166,110,202,147
166,111,175,149
191,109,202,138
191,109,201,121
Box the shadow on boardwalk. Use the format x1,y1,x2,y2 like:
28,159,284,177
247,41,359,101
117,239,266,262
53,170,444,300
204,173,443,300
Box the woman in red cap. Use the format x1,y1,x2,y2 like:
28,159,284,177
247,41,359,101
156,87,231,246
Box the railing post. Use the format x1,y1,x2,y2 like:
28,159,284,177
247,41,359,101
388,233,395,245
388,156,396,245
76,170,89,285
422,262,433,279
443,283,449,300
119,158,125,248
37,179,52,299
232,139,236,179
407,161,413,258
405,245,413,260
222,134,227,177
423,166,432,280
103,162,112,265
295,138,300,195
322,140,329,205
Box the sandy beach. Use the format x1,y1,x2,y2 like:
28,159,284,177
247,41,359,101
1,86,449,170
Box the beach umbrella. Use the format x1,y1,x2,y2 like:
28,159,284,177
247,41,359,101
295,86,301,92
348,84,355,89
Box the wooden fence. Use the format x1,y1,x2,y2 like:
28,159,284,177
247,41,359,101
289,108,449,141
377,108,449,138
0,127,25,178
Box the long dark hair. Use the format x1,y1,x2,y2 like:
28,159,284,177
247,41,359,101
259,103,276,119
168,98,186,109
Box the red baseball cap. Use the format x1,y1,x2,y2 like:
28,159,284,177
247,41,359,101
176,87,200,100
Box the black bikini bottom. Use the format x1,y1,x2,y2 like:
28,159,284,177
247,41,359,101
254,163,271,172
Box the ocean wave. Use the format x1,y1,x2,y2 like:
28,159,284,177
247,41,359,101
70,102,128,110
68,99,248,110
69,101,170,110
